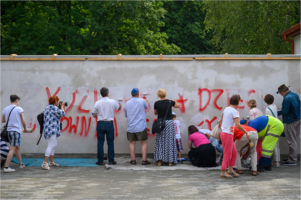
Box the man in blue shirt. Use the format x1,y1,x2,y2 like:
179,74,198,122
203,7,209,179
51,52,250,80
124,88,150,165
277,84,301,165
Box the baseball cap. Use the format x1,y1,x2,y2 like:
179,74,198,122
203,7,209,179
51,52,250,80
240,119,246,125
131,88,139,94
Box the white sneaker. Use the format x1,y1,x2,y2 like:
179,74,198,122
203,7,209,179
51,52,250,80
4,167,15,173
19,164,26,169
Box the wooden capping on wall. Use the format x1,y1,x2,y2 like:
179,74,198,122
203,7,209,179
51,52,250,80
1,53,300,61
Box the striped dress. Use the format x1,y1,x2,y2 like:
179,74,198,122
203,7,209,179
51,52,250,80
0,138,9,159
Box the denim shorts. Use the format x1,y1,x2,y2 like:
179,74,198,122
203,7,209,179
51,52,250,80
8,131,22,146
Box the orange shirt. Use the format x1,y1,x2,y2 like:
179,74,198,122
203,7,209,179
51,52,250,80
233,125,257,141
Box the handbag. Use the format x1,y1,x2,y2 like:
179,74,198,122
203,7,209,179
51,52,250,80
1,106,16,142
210,114,223,140
152,101,171,134
240,143,250,160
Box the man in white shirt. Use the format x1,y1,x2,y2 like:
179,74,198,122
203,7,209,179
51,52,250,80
124,88,150,165
92,87,121,165
2,95,27,172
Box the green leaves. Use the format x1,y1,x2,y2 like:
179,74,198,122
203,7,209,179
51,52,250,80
1,1,180,55
204,1,300,54
1,1,299,55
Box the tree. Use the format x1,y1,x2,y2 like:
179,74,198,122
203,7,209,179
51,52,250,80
204,1,300,54
161,0,214,54
1,1,180,55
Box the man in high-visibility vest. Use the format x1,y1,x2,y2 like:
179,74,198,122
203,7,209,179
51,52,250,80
241,115,284,172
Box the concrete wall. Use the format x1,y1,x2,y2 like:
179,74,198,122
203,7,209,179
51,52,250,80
294,34,300,54
1,57,300,155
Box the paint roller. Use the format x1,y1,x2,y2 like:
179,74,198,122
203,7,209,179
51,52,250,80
142,93,148,99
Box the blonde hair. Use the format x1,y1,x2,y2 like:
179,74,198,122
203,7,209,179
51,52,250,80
157,88,166,98
249,99,257,108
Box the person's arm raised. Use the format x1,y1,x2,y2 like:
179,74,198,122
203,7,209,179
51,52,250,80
234,118,250,140
173,99,180,108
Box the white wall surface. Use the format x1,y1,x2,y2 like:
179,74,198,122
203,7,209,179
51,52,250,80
1,58,300,155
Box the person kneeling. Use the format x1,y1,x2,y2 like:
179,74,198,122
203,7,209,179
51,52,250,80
187,125,218,167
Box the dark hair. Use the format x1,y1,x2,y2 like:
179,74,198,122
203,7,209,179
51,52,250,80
264,94,274,105
131,91,139,97
172,114,176,119
230,94,241,105
10,95,20,102
100,87,109,97
49,96,59,105
188,125,199,136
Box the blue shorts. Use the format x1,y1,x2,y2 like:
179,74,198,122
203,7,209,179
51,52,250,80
8,131,22,146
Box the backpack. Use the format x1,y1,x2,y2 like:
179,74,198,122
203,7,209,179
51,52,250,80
36,112,44,145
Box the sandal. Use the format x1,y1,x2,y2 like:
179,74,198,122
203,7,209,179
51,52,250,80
141,160,151,165
130,160,136,165
41,161,51,170
228,170,240,178
168,162,175,166
157,161,162,166
49,162,59,166
235,169,243,174
220,172,232,178
252,171,259,176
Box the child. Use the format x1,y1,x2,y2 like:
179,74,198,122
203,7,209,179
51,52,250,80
172,112,183,162
262,94,280,167
248,99,263,120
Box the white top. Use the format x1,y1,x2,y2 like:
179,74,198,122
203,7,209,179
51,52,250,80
249,107,263,120
265,104,278,118
173,120,181,139
221,106,240,135
92,97,119,121
2,105,24,134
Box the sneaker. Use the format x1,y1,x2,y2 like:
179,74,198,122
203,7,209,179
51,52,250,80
282,159,288,163
109,161,117,165
264,164,272,171
19,164,26,169
4,167,15,173
95,162,105,166
283,161,297,165
257,164,265,172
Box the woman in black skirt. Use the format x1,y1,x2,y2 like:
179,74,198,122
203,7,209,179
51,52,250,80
188,125,218,167
154,88,180,166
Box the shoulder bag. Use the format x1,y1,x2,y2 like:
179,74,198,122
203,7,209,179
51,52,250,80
1,106,16,142
152,101,171,134
210,114,223,140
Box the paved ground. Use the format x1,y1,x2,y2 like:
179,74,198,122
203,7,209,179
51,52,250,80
1,157,300,200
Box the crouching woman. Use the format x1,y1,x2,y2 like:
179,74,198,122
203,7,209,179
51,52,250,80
41,96,65,170
188,125,218,167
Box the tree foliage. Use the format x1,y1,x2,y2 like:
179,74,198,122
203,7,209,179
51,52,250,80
1,1,300,55
204,1,300,54
161,1,214,54
1,1,180,55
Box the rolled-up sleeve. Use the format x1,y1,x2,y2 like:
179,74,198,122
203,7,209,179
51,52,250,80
143,100,148,109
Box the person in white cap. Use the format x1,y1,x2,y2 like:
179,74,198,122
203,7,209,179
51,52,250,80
172,112,183,162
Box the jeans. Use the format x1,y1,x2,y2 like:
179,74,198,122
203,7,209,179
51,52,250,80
97,121,115,163
215,143,223,154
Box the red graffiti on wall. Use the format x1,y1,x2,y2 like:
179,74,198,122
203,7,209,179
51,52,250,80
198,88,224,112
178,93,187,113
